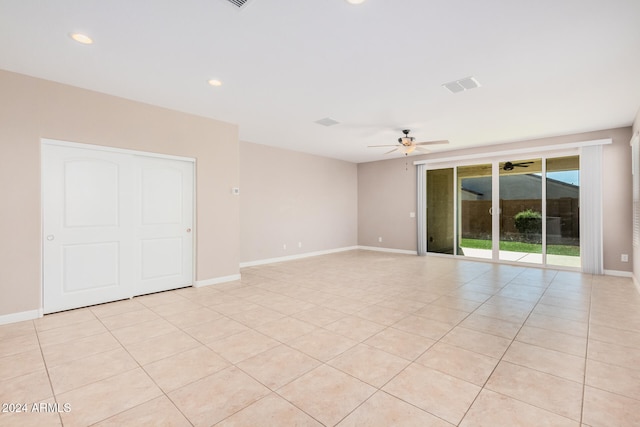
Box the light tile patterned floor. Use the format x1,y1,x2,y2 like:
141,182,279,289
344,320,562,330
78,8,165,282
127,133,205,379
1,250,640,426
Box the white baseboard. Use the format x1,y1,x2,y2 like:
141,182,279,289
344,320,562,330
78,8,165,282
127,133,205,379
633,275,640,294
0,309,42,326
358,246,418,255
194,274,242,288
603,269,633,278
240,246,359,268
240,247,636,282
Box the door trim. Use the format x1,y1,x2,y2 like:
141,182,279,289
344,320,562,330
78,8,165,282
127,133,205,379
413,138,611,167
42,138,195,162
420,150,584,270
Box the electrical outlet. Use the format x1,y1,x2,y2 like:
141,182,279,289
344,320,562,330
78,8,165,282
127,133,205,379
283,244,287,250
378,237,382,243
409,212,415,218
298,242,302,248
621,254,629,262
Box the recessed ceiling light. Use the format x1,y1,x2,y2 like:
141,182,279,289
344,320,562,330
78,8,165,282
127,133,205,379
346,0,366,4
208,79,222,87
69,33,93,45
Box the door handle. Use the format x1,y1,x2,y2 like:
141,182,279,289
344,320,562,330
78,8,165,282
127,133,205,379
46,235,55,241
186,228,192,233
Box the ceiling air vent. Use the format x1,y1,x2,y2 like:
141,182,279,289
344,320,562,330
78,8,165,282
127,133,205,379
315,117,340,127
442,76,481,94
225,0,254,8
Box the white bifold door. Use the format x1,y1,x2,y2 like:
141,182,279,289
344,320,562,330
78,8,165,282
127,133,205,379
42,142,194,314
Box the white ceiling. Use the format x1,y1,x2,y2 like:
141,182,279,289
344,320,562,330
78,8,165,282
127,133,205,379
1,0,640,163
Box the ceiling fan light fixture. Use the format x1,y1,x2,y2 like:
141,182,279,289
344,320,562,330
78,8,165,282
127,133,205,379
369,129,449,157
399,136,413,146
399,145,415,155
346,0,367,4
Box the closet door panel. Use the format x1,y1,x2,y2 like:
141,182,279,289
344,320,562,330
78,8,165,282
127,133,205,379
134,156,193,296
42,145,134,313
42,142,195,313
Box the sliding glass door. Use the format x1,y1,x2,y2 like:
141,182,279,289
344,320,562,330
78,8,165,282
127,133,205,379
546,156,580,267
424,154,580,268
426,168,454,254
458,164,493,259
498,159,543,264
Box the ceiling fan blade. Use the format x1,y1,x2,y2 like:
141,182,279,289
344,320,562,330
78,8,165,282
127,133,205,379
513,161,534,166
414,140,450,146
384,148,399,154
368,144,400,147
415,146,431,152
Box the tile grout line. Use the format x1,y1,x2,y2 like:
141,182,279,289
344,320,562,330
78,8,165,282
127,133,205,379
579,274,595,426
87,300,195,427
164,283,338,426
327,272,506,425
33,319,64,427
456,268,581,425
223,281,454,425
323,272,509,426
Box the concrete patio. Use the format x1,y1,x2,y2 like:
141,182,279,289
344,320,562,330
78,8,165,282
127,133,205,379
460,247,581,268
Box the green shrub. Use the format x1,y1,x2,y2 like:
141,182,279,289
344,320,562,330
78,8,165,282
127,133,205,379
514,209,542,235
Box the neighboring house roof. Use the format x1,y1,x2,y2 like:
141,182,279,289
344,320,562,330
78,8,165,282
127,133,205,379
460,174,578,200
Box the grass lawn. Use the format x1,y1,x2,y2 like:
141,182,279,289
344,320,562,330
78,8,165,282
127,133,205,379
460,238,580,257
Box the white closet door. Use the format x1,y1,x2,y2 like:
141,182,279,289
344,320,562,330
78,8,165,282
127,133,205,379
42,145,135,313
134,156,193,296
42,142,195,314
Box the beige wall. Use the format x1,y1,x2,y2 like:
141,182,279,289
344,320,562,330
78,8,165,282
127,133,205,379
358,159,419,251
358,127,634,272
0,70,240,318
239,141,357,263
601,127,634,272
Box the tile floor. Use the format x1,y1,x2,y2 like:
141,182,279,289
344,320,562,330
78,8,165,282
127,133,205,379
1,250,640,426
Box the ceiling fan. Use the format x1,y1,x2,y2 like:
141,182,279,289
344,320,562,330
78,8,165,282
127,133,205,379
502,161,534,171
368,129,449,156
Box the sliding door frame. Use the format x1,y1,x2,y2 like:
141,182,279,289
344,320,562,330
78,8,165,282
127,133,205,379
416,139,610,271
